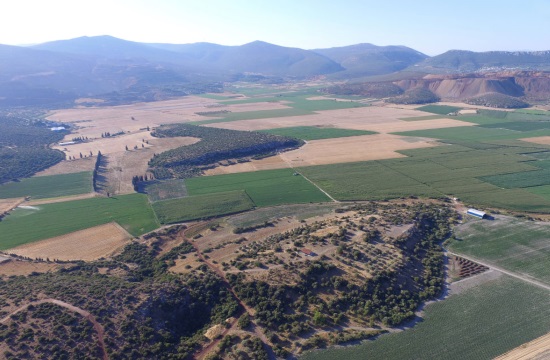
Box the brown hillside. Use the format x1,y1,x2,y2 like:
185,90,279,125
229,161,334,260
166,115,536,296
394,71,550,102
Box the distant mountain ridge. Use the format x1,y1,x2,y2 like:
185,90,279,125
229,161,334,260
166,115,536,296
1,35,550,106
411,49,550,73
313,43,428,78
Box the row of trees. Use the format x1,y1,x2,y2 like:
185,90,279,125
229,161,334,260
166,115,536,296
92,151,103,191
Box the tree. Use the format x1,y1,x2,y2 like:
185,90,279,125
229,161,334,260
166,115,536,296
238,313,251,329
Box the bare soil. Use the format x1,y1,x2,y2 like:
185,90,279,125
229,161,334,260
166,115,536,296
7,222,131,261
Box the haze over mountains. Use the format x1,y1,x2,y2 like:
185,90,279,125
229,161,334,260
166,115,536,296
1,35,550,106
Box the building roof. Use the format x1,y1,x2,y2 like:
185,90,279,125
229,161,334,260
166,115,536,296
301,248,313,255
467,208,486,217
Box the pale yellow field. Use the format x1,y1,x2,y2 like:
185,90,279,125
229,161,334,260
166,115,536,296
521,136,550,145
46,96,289,139
8,222,131,261
0,198,25,216
35,157,96,176
494,332,550,360
26,193,98,206
204,105,474,133
205,133,437,174
102,136,199,194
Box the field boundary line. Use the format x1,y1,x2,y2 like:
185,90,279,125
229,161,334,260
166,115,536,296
294,171,338,202
446,250,550,291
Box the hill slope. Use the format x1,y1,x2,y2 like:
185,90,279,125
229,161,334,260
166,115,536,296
412,50,550,73
314,43,428,78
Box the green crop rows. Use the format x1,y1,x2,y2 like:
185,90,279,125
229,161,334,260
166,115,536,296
0,194,158,249
0,172,92,199
259,126,375,140
302,276,550,360
185,169,331,207
451,216,550,284
152,190,254,223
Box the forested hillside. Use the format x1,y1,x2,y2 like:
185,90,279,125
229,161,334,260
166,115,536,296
0,112,66,184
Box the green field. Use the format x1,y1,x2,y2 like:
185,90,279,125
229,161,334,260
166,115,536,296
260,126,375,140
0,172,92,199
153,190,254,223
190,108,313,125
191,93,366,125
450,216,550,284
302,276,550,360
0,194,158,249
185,169,331,207
481,169,550,188
298,161,442,201
298,141,550,212
142,180,188,202
416,104,462,115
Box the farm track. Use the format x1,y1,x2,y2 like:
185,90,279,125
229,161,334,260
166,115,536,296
182,224,276,360
294,170,338,202
446,251,550,292
0,298,108,360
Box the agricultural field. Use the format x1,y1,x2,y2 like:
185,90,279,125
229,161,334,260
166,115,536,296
0,197,25,216
259,126,376,140
152,190,254,223
141,179,188,202
8,222,131,261
450,215,550,284
0,171,92,199
0,194,158,249
185,168,331,206
302,276,550,360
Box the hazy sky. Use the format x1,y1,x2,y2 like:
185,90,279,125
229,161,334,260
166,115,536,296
1,0,549,55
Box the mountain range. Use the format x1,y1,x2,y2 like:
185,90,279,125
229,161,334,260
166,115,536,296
1,35,550,106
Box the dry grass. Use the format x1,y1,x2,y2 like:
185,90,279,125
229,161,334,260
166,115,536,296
34,157,96,176
0,198,25,215
205,134,438,174
204,105,474,133
8,222,131,261
494,331,550,360
26,193,98,206
0,260,62,276
101,136,199,194
46,96,288,140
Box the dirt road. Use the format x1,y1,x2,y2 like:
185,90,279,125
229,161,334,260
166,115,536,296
1,298,108,360
182,224,275,360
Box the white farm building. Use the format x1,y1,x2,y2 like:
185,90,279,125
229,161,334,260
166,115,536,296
467,208,487,219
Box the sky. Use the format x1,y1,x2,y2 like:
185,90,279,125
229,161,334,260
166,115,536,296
1,0,549,55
